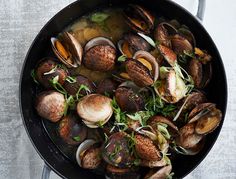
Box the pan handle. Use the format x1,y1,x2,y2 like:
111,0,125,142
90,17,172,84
41,164,51,179
196,0,206,21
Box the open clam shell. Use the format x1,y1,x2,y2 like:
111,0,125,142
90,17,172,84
124,4,154,34
117,33,151,57
133,50,159,82
51,32,83,68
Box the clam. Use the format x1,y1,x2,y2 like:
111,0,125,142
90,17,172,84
135,134,161,161
154,22,178,48
96,78,118,96
148,116,178,135
83,37,116,72
181,91,207,112
154,70,187,103
158,45,177,66
35,91,66,122
178,27,196,47
35,58,68,88
188,58,212,88
115,82,145,113
102,132,135,168
77,94,113,128
176,123,203,149
173,137,205,155
63,74,96,96
171,34,193,55
124,51,159,87
117,33,151,58
51,32,83,68
188,103,222,135
144,165,172,179
105,165,140,179
124,4,154,34
76,139,102,169
58,115,87,145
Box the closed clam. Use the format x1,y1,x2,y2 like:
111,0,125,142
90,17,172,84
102,132,134,168
63,74,96,96
83,37,116,72
51,32,83,68
35,91,66,122
35,58,68,88
58,115,87,145
77,94,113,128
115,82,145,113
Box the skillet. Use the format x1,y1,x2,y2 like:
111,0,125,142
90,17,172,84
19,0,227,178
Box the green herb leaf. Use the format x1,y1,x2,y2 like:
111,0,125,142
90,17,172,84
73,136,81,142
133,158,141,166
157,123,171,140
117,54,127,62
75,84,91,100
31,69,39,84
111,97,128,131
90,12,110,23
66,76,77,83
137,33,156,47
50,75,68,96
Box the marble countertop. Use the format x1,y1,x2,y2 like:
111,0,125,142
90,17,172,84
0,0,235,178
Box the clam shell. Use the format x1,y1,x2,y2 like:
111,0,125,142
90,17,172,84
51,32,83,68
77,94,113,128
76,139,96,167
133,50,159,81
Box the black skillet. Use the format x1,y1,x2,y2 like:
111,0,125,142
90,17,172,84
19,0,227,178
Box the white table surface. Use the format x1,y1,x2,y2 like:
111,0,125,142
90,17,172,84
0,0,235,178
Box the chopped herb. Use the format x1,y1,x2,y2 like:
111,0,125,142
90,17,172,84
31,69,39,84
90,12,110,32
157,123,171,140
96,120,105,128
73,136,81,142
90,12,110,23
166,172,175,179
50,75,68,96
127,111,154,127
133,158,141,166
104,133,109,143
64,95,76,116
137,33,156,47
161,105,176,117
111,97,128,131
184,112,189,123
117,54,127,62
109,144,122,160
104,91,110,97
75,84,91,100
66,76,77,83
127,132,136,156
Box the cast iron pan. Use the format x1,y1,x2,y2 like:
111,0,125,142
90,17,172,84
19,0,227,178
